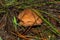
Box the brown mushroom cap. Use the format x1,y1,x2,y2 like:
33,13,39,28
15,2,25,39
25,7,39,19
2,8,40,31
17,9,42,27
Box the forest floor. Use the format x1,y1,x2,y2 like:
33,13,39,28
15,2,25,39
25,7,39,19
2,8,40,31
0,0,60,40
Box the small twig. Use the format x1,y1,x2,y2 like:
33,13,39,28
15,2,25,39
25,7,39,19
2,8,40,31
38,10,60,23
10,31,31,40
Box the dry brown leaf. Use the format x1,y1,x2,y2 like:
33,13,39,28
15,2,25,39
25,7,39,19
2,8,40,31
18,9,42,27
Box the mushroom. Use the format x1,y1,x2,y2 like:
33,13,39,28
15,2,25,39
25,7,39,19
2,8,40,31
17,9,42,27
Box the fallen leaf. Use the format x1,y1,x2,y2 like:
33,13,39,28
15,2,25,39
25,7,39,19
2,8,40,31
18,9,42,27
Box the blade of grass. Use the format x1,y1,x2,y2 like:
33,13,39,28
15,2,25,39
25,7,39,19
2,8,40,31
13,16,17,25
13,16,18,30
2,0,17,7
31,9,60,36
12,16,25,30
38,10,60,23
15,1,58,9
